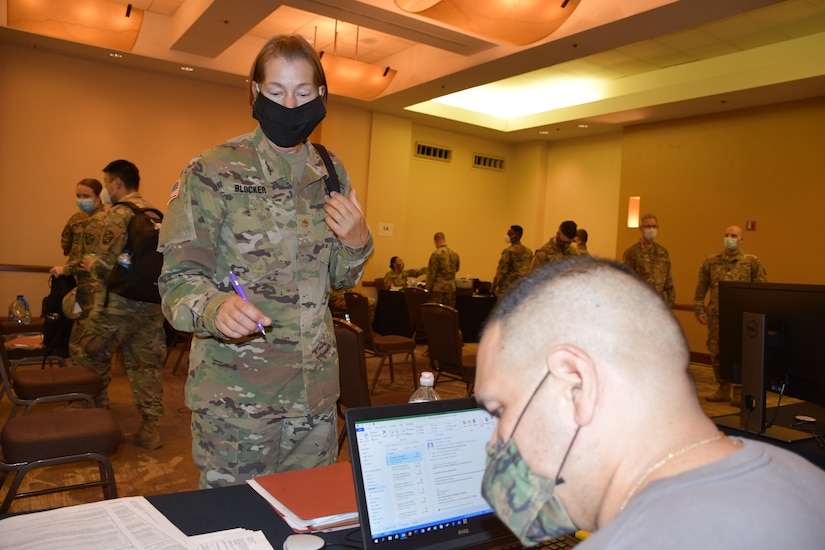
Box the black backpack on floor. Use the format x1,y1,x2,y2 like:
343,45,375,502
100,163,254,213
42,274,76,351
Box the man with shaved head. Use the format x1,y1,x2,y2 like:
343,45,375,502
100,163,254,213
475,257,824,548
694,225,766,406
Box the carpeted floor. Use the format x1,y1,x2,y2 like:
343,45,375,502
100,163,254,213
1,340,768,514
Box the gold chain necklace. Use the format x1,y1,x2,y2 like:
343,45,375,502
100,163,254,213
618,433,724,512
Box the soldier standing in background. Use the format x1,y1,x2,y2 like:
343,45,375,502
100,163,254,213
531,220,579,270
574,228,590,256
694,225,767,406
50,178,108,363
491,225,533,296
622,214,675,307
159,35,372,488
426,232,461,307
75,160,166,449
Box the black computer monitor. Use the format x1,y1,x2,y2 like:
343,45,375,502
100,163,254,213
718,282,825,440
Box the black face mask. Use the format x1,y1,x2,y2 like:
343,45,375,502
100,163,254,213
252,93,326,148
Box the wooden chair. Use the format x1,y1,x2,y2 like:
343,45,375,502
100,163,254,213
0,338,122,513
344,292,417,394
403,287,430,344
420,303,477,395
333,319,409,450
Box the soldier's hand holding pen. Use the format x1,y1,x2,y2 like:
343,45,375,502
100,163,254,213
215,294,271,339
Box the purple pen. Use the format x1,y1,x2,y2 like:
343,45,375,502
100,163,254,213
229,272,266,338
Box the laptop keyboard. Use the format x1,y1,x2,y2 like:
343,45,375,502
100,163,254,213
498,534,580,549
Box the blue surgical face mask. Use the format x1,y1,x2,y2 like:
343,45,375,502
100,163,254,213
724,237,738,251
76,198,96,213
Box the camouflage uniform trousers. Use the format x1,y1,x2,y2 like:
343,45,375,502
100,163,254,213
191,404,337,489
707,313,721,383
429,290,456,308
73,291,165,416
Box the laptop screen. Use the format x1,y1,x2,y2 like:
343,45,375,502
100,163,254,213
346,398,515,550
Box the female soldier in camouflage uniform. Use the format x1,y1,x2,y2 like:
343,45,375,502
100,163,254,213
159,35,373,488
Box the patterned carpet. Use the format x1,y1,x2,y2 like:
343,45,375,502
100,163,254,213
1,341,758,514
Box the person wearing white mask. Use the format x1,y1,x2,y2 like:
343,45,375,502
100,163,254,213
622,213,675,307
694,225,767,405
491,225,533,296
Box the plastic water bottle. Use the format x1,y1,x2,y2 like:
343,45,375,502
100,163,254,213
8,294,31,324
117,249,132,269
409,372,441,403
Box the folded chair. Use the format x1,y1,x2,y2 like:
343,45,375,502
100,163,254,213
0,337,122,513
344,292,417,394
334,319,409,450
420,303,477,395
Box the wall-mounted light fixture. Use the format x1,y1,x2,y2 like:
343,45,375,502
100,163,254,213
7,0,144,52
627,196,641,228
395,0,580,45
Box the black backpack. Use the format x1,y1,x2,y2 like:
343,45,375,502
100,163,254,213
106,202,164,304
41,274,76,352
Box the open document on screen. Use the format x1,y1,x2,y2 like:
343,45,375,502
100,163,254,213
353,406,497,540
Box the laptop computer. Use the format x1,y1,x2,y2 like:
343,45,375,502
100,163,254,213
345,398,579,550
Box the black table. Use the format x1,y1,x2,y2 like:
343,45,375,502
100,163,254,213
147,483,361,548
714,401,825,470
371,290,496,343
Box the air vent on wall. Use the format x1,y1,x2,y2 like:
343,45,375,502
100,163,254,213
473,154,505,171
415,142,452,162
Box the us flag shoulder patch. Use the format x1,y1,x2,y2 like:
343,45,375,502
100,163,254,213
168,180,181,203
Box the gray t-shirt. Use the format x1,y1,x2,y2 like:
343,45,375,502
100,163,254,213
581,438,825,548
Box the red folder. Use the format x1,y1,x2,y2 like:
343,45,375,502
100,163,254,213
247,461,359,533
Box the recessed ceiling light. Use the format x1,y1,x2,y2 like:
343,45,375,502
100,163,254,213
181,66,194,72
578,124,589,128
109,52,123,58
539,130,549,135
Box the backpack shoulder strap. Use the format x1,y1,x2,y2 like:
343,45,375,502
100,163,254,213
312,143,341,195
112,201,140,214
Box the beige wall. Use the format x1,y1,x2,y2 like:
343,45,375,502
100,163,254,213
2,41,824,356
615,97,825,350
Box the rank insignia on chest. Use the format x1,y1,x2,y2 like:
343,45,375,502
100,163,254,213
301,219,309,228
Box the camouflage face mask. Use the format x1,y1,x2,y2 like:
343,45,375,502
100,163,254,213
480,369,578,546
481,437,577,546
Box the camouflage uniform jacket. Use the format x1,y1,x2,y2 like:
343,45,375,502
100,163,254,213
426,245,460,294
158,128,374,420
622,240,676,306
491,243,533,295
60,211,89,256
384,267,426,290
693,249,767,316
90,192,154,288
531,236,578,270
62,205,106,277
65,205,108,307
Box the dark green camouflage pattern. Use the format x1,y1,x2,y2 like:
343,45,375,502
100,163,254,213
491,243,533,296
622,241,676,307
694,249,767,380
158,128,373,422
